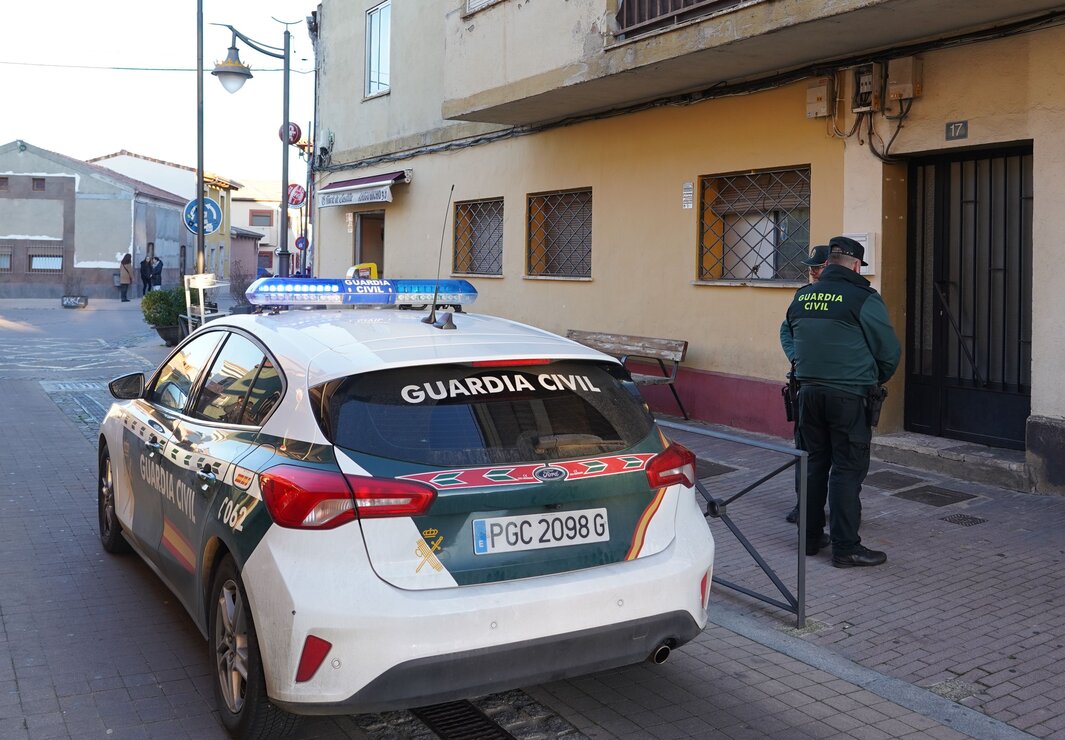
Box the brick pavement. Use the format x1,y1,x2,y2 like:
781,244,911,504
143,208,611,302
654,421,1065,739
0,310,1052,738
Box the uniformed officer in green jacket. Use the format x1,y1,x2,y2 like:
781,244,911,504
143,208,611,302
780,236,901,568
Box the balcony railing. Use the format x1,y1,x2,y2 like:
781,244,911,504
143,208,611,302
616,0,748,38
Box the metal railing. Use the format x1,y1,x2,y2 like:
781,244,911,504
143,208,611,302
658,419,807,628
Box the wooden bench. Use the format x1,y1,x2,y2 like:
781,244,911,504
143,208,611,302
566,330,689,419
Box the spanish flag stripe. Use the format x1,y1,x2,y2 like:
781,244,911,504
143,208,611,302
162,517,196,573
625,487,666,560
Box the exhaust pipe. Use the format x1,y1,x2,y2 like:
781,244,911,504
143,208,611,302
650,643,672,664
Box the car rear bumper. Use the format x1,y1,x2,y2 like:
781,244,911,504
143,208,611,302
241,491,714,712
275,610,699,715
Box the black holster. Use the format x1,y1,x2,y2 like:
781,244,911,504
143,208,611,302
782,363,799,423
867,385,888,427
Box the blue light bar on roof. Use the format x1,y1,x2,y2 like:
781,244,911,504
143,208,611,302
245,277,478,307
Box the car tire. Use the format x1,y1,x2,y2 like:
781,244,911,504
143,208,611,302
210,555,299,739
98,445,131,554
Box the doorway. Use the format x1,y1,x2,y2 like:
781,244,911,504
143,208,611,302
354,212,385,275
905,146,1032,450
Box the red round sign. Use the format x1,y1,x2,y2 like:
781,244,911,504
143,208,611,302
287,184,307,208
280,122,302,145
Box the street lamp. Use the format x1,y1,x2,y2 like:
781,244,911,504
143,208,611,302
212,21,295,277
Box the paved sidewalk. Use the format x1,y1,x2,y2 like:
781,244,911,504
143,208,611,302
652,418,1065,739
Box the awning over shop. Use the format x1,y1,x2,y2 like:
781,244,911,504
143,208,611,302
318,170,412,208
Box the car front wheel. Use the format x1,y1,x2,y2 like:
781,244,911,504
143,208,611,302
98,445,131,554
210,554,298,739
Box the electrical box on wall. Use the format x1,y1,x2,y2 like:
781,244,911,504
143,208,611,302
842,232,876,276
887,56,923,100
806,77,832,118
851,64,882,113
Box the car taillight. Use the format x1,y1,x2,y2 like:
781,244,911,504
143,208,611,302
345,475,436,518
260,466,356,529
646,442,697,489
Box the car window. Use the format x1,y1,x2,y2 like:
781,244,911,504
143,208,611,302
191,334,270,425
150,332,224,413
312,361,654,466
241,359,282,426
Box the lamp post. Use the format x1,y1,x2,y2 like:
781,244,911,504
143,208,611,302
212,22,294,277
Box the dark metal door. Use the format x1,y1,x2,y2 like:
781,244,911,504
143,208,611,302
906,147,1032,450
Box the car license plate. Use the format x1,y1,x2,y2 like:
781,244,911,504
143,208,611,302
472,508,609,555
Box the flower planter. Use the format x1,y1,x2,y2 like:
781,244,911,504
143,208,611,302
153,325,183,347
61,295,89,309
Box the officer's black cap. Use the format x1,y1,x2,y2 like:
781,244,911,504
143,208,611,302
801,244,830,266
829,236,868,266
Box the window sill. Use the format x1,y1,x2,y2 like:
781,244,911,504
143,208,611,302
362,89,390,102
451,273,503,279
692,279,806,288
523,275,592,282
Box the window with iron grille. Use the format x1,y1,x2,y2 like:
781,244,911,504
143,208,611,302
698,167,810,282
0,177,8,191
0,249,11,272
32,178,45,192
454,198,503,276
527,189,592,278
29,253,62,273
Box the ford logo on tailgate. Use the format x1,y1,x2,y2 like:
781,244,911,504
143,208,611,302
533,465,568,482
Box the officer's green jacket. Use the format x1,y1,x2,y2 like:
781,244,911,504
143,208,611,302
779,264,901,396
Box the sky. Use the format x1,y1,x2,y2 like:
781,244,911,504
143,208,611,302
0,0,320,185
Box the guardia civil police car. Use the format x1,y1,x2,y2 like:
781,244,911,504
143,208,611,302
98,276,715,738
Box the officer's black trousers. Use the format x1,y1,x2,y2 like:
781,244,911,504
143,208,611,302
797,384,871,554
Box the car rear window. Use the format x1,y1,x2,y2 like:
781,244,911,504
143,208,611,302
311,361,654,466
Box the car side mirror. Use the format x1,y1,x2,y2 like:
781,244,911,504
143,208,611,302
109,372,145,400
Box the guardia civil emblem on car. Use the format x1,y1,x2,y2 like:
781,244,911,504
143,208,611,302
97,274,715,739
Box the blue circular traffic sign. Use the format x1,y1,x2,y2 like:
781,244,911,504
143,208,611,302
184,197,222,236
295,235,309,251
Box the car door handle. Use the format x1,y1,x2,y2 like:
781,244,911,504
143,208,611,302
197,468,217,491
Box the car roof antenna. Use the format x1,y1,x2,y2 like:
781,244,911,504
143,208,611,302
423,184,456,328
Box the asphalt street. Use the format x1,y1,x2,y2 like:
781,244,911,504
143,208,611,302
1,296,1061,739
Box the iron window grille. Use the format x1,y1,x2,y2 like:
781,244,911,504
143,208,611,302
29,249,63,273
698,167,811,282
527,188,592,278
454,198,504,276
32,178,45,192
0,248,11,272
0,177,8,191
616,0,748,39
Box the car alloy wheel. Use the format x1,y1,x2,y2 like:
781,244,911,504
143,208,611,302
98,446,130,553
215,577,249,714
209,556,298,738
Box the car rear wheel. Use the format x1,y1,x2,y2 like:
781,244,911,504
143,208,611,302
210,555,298,739
98,445,131,554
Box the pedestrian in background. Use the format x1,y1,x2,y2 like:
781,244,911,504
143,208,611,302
139,257,152,296
779,236,900,568
781,244,830,525
150,256,164,290
118,254,134,302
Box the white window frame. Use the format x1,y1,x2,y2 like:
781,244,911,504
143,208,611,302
365,1,391,97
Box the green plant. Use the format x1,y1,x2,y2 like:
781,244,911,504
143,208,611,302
140,287,187,327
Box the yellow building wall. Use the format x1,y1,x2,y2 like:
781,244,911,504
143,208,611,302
319,80,843,386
